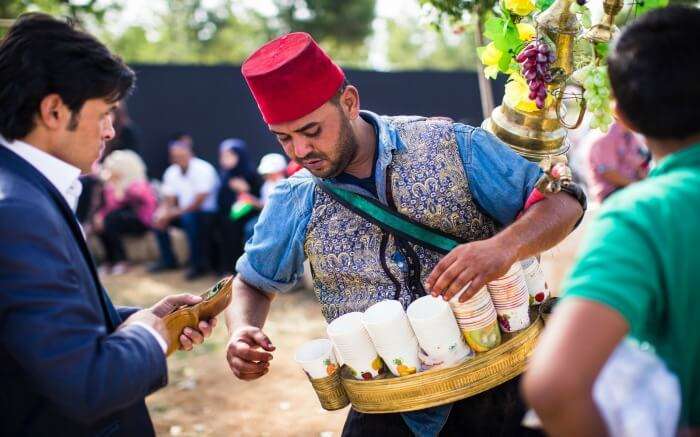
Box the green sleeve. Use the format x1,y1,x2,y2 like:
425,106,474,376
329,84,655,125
562,209,663,338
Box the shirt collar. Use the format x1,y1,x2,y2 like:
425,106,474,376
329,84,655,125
649,142,700,178
0,136,83,210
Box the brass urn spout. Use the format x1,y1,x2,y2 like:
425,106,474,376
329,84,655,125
584,0,624,43
536,0,581,78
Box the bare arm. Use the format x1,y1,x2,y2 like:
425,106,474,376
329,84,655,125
523,298,628,437
178,192,208,215
225,276,275,333
426,191,583,301
224,275,277,380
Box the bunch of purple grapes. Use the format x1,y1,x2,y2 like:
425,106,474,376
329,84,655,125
516,39,556,109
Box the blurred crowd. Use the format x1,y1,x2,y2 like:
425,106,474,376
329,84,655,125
77,105,301,281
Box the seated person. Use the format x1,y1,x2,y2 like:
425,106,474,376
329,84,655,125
215,138,260,274
93,150,156,275
150,137,219,280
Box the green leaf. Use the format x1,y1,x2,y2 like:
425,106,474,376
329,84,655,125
484,16,506,41
498,52,512,71
635,0,669,15
536,0,555,10
594,42,609,59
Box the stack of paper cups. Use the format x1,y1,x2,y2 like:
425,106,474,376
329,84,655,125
362,300,420,377
327,312,384,380
449,286,502,352
521,257,550,305
407,295,473,370
487,263,531,332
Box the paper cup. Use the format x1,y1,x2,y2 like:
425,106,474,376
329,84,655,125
327,312,384,380
496,301,531,332
462,318,502,352
362,300,420,377
374,340,421,377
521,257,549,305
295,338,338,379
407,295,472,368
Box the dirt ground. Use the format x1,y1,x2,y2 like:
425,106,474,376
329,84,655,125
102,210,593,437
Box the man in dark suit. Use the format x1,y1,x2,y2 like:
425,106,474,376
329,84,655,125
0,14,215,436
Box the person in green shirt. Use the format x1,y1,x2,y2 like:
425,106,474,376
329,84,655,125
523,6,700,437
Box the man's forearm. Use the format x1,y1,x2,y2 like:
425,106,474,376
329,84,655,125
537,395,609,437
224,275,274,335
495,191,583,261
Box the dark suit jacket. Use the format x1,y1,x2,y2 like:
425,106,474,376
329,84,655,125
0,146,167,436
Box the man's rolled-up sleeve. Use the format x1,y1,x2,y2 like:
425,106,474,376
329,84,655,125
235,176,314,294
455,124,543,226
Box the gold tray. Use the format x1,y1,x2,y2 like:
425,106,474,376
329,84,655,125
338,310,543,414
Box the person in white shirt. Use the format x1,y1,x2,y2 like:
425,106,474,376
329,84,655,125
0,13,214,436
151,135,220,280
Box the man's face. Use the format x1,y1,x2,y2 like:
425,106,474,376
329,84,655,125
269,101,358,178
170,143,192,170
54,98,116,173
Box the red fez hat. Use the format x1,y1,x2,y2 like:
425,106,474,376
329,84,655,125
242,32,345,124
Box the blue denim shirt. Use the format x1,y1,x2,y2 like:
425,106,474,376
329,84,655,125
236,110,542,293
236,110,541,436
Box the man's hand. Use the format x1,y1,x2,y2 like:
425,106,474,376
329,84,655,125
226,326,275,381
229,177,251,193
149,293,217,351
93,215,104,233
424,237,517,303
153,208,178,230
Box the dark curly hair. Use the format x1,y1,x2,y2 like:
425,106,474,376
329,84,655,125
0,13,135,141
608,6,700,140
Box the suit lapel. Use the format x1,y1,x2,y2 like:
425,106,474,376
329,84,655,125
0,146,121,330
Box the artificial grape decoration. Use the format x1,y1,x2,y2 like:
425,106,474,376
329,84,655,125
516,39,556,109
580,65,613,132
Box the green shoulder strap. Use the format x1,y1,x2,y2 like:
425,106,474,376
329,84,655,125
317,181,462,255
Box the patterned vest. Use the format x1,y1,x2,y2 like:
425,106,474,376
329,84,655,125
304,116,496,322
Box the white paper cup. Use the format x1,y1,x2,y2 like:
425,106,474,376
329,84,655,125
362,300,420,376
327,312,383,380
374,339,421,376
488,263,530,312
496,300,531,332
521,257,549,305
407,295,472,368
295,338,338,379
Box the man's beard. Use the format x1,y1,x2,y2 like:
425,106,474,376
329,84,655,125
302,113,358,179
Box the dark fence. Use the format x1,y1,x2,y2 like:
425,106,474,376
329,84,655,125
127,64,505,178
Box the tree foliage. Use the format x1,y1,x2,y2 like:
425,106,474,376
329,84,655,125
273,0,376,46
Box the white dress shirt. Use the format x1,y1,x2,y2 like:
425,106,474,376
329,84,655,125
161,157,219,212
0,136,168,354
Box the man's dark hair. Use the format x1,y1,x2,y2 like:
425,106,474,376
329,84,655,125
607,6,700,140
0,13,135,141
330,80,350,105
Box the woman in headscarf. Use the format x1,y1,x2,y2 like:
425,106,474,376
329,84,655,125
215,138,261,274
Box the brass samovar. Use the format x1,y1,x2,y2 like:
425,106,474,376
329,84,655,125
484,0,624,189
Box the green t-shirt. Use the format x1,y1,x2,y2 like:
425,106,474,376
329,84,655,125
563,143,700,427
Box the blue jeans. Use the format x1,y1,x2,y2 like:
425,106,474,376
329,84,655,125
154,211,214,270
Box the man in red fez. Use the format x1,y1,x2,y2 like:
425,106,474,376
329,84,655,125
224,32,585,435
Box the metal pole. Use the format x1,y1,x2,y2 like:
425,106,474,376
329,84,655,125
473,14,495,120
